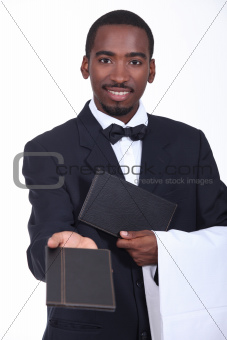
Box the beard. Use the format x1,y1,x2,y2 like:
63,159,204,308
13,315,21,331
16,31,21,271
100,101,133,117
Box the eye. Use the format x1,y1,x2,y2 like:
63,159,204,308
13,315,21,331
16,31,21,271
99,58,111,64
130,60,142,65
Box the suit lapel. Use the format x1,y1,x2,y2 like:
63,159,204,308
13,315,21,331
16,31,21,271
139,114,171,194
76,101,125,180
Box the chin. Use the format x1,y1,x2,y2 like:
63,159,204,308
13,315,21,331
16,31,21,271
100,101,133,117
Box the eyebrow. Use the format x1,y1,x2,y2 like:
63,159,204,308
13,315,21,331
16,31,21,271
95,50,147,60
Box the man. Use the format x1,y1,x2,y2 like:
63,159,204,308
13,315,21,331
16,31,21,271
22,10,227,340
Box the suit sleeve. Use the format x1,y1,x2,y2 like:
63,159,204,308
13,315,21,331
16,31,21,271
22,139,76,282
196,130,227,229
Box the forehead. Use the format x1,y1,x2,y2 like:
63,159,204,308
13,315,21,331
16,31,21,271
92,24,149,55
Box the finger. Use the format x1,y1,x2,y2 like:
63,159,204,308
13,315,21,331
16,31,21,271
116,238,134,249
47,233,62,248
120,230,153,239
120,231,129,237
119,231,137,239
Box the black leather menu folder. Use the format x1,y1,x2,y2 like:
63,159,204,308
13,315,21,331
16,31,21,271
78,172,177,237
46,247,116,311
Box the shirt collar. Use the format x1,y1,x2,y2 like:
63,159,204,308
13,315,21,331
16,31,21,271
89,98,148,130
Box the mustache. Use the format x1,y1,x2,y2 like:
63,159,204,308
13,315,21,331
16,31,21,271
103,84,134,92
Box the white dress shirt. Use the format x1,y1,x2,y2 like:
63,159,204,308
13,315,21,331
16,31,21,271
89,98,148,185
89,97,158,287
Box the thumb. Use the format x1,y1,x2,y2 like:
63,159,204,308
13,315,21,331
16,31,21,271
47,233,61,248
119,230,136,239
120,230,151,239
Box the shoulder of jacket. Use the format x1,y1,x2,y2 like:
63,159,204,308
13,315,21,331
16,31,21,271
26,118,78,149
149,113,201,137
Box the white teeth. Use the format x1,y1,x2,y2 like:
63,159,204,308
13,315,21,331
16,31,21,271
108,90,129,95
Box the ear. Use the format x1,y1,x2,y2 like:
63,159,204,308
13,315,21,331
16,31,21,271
80,55,90,79
148,59,155,83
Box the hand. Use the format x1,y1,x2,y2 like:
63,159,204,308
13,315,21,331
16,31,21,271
47,231,98,249
116,230,158,266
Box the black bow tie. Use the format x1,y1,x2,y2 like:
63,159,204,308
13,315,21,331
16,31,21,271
102,123,147,145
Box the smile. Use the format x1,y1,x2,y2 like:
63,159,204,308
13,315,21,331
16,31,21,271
106,89,131,101
108,90,130,95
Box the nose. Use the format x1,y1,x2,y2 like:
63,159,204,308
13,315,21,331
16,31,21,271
109,62,130,83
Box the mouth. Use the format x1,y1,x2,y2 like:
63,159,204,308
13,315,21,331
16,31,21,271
104,87,132,102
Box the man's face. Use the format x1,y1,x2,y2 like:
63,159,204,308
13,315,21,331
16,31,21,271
81,24,155,121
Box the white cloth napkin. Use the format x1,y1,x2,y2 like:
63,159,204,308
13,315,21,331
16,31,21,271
142,227,227,340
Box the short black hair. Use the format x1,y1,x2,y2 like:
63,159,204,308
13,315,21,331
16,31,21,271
85,10,154,61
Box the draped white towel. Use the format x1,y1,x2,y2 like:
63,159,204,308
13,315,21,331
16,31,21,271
143,227,227,340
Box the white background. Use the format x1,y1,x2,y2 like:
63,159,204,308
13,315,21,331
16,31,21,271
0,0,227,339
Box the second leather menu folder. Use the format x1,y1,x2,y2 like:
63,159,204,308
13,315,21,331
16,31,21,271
78,172,177,237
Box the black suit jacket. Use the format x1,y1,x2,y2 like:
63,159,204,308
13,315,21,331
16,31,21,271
23,100,227,340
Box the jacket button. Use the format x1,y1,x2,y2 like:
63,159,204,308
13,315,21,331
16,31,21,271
136,278,144,288
141,331,148,339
